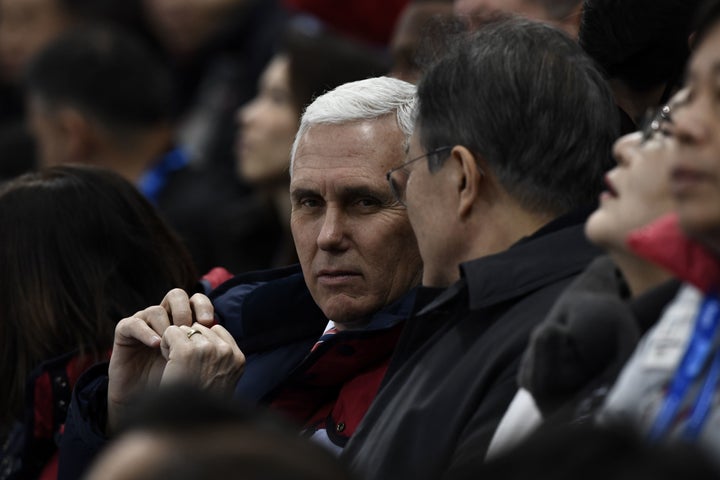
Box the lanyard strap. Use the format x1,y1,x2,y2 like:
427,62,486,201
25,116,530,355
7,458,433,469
648,293,720,442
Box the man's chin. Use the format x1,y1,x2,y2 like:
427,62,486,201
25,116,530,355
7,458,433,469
318,296,377,329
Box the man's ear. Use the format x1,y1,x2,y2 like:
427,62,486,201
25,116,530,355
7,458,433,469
56,107,95,161
452,145,484,219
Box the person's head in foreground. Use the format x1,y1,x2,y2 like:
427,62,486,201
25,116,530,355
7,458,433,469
85,384,357,480
0,165,197,428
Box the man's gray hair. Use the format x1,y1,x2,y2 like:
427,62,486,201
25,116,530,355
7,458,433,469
290,76,417,175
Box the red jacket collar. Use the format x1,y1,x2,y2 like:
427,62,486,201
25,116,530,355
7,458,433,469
627,213,720,293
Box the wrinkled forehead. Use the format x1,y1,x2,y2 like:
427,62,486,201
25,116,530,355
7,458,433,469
293,120,406,175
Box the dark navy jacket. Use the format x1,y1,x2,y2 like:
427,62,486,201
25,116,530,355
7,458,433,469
58,265,415,479
343,210,602,480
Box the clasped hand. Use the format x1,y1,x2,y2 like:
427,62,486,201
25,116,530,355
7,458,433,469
107,289,245,432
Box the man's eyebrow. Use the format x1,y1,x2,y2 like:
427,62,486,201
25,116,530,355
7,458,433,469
338,185,391,201
290,188,319,201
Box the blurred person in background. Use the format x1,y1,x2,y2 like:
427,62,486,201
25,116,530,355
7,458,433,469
388,0,455,84
24,26,280,275
0,166,197,480
579,0,700,134
598,0,720,455
141,0,285,173
453,0,582,37
283,0,409,46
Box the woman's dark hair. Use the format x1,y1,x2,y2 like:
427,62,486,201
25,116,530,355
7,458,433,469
283,17,390,115
0,166,197,424
579,0,700,93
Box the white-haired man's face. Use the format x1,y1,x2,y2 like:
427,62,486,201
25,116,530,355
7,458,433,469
290,116,422,328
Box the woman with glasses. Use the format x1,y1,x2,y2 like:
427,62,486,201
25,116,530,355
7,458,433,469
597,0,720,453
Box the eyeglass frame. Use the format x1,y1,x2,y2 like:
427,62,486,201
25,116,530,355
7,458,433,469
639,104,673,142
386,145,453,206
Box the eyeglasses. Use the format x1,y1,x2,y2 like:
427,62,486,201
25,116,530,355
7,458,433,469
639,104,673,142
386,146,452,206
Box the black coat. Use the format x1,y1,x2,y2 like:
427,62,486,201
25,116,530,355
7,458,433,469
342,211,602,480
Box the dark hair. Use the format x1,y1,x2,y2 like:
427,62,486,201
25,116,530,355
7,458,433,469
692,0,720,47
24,26,173,132
579,0,700,92
0,166,197,424
106,385,356,480
283,17,390,115
417,19,618,216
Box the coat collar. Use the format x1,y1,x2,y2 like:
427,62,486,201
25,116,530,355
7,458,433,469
418,208,600,315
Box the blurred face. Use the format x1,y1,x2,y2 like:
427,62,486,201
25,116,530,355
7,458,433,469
454,0,547,21
143,0,243,57
236,56,298,184
585,128,677,252
290,118,422,327
389,3,453,84
0,0,71,83
27,96,69,167
671,24,720,252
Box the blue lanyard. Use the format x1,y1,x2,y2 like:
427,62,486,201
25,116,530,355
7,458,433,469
648,293,720,442
137,147,189,204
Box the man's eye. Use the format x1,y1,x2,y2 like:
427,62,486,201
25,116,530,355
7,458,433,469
300,198,322,208
355,197,381,208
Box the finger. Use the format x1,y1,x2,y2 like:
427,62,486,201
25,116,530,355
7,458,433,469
209,324,239,347
189,293,215,326
161,288,193,326
210,324,246,365
115,316,162,348
137,305,173,336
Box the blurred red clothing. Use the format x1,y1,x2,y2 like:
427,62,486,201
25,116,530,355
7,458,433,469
284,0,410,45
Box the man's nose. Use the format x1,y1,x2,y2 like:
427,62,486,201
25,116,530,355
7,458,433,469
317,207,348,252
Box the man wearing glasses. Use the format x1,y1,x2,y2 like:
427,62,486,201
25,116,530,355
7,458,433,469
341,19,618,480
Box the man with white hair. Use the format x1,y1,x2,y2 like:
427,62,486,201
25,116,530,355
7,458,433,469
58,77,423,478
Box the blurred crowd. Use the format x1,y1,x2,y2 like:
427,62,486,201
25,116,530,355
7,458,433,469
3,0,720,479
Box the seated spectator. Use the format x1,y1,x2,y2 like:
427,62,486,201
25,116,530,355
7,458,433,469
579,0,700,133
0,166,197,480
235,19,388,265
598,0,720,453
84,385,356,480
487,94,685,458
24,26,281,274
58,77,423,479
143,0,285,173
341,18,617,480
388,0,456,83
